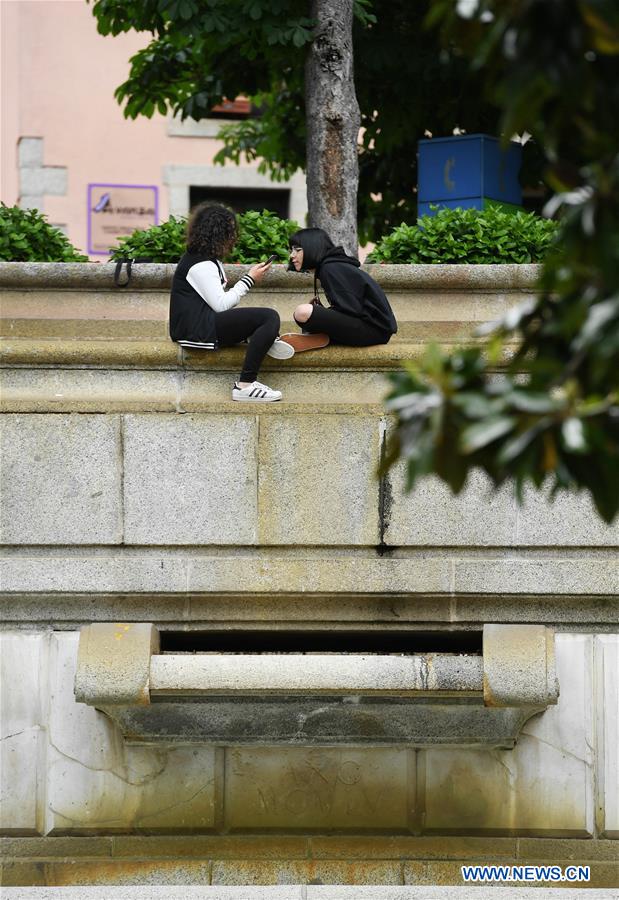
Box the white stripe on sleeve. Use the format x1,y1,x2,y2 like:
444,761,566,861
187,260,253,313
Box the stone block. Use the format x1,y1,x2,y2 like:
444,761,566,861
257,415,380,545
122,414,258,545
0,557,189,594
211,860,403,885
18,195,43,211
75,623,159,706
19,166,67,197
18,137,43,168
0,634,48,834
0,415,122,544
595,635,619,838
385,468,619,549
0,369,179,413
46,634,216,834
483,625,558,707
454,558,619,595
0,836,113,858
186,556,451,595
515,487,619,546
150,652,481,696
111,835,308,859
423,635,594,835
309,836,517,860
385,471,517,547
225,747,412,831
12,860,212,885
0,731,41,834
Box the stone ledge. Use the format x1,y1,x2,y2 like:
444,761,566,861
3,835,616,862
0,339,472,371
2,556,617,597
0,875,617,895
0,262,542,291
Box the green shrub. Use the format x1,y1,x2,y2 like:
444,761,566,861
367,206,560,264
0,204,87,262
110,216,187,263
227,209,299,263
109,209,299,264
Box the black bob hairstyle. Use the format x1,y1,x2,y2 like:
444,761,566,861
288,227,335,271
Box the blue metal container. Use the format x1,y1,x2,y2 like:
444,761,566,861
418,134,522,213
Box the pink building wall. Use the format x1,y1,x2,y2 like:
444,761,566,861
0,0,307,259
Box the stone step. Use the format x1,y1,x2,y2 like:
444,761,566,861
0,338,511,370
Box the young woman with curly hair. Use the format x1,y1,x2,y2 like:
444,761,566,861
169,203,294,402
284,227,397,350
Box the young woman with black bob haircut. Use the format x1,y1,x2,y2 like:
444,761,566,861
284,227,397,350
169,203,294,402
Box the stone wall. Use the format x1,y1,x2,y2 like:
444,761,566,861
0,264,617,890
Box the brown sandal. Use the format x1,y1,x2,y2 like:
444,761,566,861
279,333,330,352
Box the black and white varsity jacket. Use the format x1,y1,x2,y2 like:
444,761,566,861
169,253,255,349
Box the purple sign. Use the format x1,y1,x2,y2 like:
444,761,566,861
87,183,159,255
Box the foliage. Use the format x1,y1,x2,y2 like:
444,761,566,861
384,0,619,522
226,209,299,263
0,204,87,262
108,209,297,264
110,215,187,262
367,206,558,264
89,0,506,243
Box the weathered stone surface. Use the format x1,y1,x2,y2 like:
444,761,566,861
423,635,594,834
483,625,558,708
385,470,619,548
1,889,617,900
0,415,122,545
257,415,380,545
225,747,411,830
75,623,159,706
149,652,482,696
46,634,217,834
454,558,619,595
385,471,517,547
211,860,403,885
0,369,180,413
595,635,619,838
0,261,541,291
515,488,619,547
309,836,518,860
110,835,308,859
122,414,258,545
1,860,212,885
0,634,47,834
17,137,43,168
0,889,305,899
0,557,189,594
184,556,451,595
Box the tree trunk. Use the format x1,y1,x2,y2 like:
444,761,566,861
305,0,360,254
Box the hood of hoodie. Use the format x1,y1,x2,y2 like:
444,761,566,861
317,246,361,272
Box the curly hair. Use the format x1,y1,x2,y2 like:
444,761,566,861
186,203,237,258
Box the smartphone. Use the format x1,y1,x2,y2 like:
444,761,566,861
263,254,278,265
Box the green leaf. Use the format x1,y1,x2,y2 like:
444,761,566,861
460,416,516,453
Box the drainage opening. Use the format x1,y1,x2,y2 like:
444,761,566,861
159,629,483,655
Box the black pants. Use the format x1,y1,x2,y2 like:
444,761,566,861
215,307,279,382
297,305,391,346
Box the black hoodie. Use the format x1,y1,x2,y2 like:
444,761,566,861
316,248,397,336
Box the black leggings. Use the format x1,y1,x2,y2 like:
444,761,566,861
297,305,391,346
215,307,279,382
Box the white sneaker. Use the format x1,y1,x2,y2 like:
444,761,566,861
232,381,282,402
266,338,295,359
